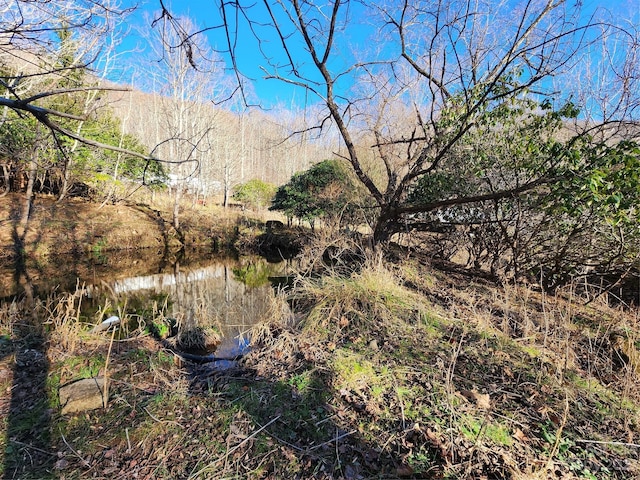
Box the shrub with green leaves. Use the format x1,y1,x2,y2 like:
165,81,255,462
270,159,365,228
232,179,277,210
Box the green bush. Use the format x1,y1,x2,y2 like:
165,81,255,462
270,159,364,227
233,179,277,209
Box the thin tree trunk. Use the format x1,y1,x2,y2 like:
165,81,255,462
17,151,38,241
173,186,182,230
0,165,9,196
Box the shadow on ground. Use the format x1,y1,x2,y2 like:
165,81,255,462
2,200,54,478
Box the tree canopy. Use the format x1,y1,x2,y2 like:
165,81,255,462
0,1,160,165
0,1,169,199
233,179,277,210
270,159,362,227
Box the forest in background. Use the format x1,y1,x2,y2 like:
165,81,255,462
104,86,333,203
0,30,335,205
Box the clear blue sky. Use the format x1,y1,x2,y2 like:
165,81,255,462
116,0,639,109
117,0,320,108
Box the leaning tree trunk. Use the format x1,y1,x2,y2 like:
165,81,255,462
372,207,400,247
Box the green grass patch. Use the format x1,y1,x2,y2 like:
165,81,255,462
459,414,513,446
332,350,391,395
57,354,105,382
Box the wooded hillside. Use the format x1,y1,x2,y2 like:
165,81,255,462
104,86,334,200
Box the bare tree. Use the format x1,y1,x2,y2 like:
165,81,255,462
157,0,639,248
140,14,227,231
0,1,146,153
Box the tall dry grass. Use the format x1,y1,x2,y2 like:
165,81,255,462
0,298,20,339
416,266,640,403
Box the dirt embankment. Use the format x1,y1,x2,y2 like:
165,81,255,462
0,194,235,260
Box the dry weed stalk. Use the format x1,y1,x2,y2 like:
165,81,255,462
102,325,117,408
44,285,87,355
0,298,20,337
507,281,640,395
247,294,302,374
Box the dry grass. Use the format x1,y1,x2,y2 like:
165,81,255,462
393,257,640,477
249,252,640,478
433,269,640,392
297,258,429,340
42,287,89,355
242,290,305,377
1,242,640,478
0,299,19,339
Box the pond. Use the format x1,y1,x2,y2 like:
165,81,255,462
1,249,294,363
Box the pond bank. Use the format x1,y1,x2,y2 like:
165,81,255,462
2,254,640,479
0,193,243,261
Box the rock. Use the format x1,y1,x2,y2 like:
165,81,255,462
265,220,285,233
59,377,106,415
90,316,120,333
368,339,379,351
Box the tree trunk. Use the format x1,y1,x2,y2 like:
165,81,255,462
0,164,9,196
372,207,399,246
17,152,38,241
58,158,71,202
173,186,182,230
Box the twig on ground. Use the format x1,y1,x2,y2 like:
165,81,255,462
190,414,282,478
575,439,640,448
60,432,91,468
143,406,184,427
126,427,131,453
9,439,55,457
308,429,358,451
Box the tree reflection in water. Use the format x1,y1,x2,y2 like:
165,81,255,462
87,258,289,361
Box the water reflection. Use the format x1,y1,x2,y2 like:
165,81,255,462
87,257,288,358
0,248,228,300
0,249,293,360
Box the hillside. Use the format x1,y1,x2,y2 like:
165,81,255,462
0,193,236,256
101,84,332,190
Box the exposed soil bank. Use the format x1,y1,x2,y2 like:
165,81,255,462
0,193,237,260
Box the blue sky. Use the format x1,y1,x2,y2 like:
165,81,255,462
116,0,398,108
117,0,321,108
115,0,639,110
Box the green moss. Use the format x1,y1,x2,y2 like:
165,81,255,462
153,350,177,368
60,354,105,380
332,350,390,395
521,345,543,358
459,414,512,446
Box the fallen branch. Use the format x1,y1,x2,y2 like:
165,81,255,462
576,439,640,448
9,439,55,457
60,432,91,468
190,415,281,477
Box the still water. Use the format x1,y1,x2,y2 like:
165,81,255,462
1,249,292,359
